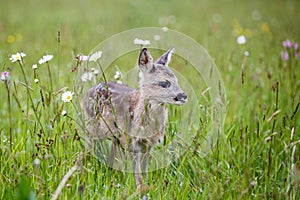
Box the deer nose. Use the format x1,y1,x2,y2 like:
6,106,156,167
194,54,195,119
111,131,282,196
175,92,187,102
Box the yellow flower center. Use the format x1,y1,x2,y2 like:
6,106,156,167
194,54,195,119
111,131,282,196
67,96,71,100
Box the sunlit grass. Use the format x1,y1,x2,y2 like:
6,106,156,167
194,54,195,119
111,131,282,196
1,0,300,199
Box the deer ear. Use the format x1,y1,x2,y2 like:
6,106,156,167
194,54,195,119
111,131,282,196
139,48,153,72
155,48,174,66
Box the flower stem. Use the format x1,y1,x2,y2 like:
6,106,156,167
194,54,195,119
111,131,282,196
18,61,44,132
47,61,53,92
5,81,12,152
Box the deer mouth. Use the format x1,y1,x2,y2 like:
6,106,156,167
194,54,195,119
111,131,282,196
174,98,188,105
173,93,188,105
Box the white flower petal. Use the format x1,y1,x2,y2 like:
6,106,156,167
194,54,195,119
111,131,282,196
61,110,67,116
133,38,150,46
237,35,247,45
39,54,53,64
89,51,103,62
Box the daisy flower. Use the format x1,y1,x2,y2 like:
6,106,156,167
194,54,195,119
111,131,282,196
133,38,151,46
10,52,26,63
1,71,10,83
62,91,74,102
39,55,54,64
89,51,103,62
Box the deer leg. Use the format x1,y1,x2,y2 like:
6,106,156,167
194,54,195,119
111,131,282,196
133,145,143,187
109,140,116,167
141,152,149,184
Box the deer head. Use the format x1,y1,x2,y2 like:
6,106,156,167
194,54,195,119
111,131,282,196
138,48,187,105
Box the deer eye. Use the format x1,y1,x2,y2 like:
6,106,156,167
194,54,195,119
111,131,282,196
158,80,171,88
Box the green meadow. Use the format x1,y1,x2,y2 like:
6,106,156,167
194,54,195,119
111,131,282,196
1,0,300,199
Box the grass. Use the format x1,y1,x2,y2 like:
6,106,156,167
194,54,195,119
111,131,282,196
1,0,300,199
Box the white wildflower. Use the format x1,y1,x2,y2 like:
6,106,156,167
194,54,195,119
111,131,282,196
32,64,38,69
114,71,121,80
34,78,39,83
61,91,74,102
133,38,151,46
10,52,26,63
244,51,250,57
39,55,54,64
237,35,246,45
89,51,102,62
61,110,67,116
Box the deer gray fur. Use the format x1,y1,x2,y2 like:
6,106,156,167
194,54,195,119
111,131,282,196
81,48,188,187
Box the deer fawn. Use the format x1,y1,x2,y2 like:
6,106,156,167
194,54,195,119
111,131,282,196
81,48,188,187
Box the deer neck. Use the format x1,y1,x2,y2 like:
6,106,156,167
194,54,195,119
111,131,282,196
130,87,167,125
